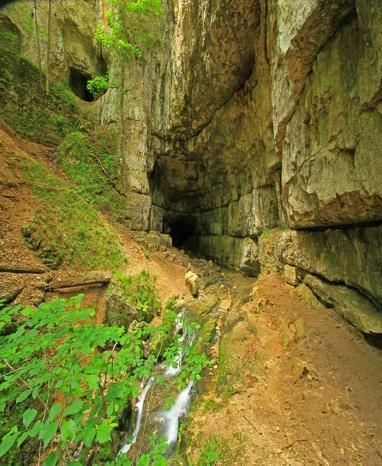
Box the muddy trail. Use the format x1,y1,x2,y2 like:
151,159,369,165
1,120,382,465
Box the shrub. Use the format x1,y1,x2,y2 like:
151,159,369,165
112,270,161,324
86,75,109,99
0,296,168,465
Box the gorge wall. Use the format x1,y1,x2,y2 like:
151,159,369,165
1,0,382,334
147,0,382,334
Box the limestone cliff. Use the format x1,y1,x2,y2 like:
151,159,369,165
1,0,381,333
146,0,382,333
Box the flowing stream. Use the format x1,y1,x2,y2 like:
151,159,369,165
119,377,155,454
160,380,194,446
119,308,194,456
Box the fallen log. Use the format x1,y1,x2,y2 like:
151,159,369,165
46,277,111,292
0,265,47,274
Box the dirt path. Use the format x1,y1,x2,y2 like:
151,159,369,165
184,271,382,465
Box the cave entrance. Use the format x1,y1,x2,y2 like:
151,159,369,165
68,67,94,102
167,216,196,249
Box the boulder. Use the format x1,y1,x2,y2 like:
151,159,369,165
283,264,299,286
185,271,201,297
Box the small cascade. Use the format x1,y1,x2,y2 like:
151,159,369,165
119,376,155,454
159,380,194,446
164,310,194,378
119,307,196,458
164,331,184,377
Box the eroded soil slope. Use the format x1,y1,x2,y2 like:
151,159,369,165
0,118,188,311
183,271,382,465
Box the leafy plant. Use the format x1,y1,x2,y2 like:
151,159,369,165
113,270,161,322
0,292,210,465
95,0,163,60
87,75,109,99
133,435,168,466
198,437,226,466
0,296,159,464
161,314,212,389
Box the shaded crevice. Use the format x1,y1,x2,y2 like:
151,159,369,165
293,266,382,311
291,219,382,233
69,67,94,102
363,333,382,349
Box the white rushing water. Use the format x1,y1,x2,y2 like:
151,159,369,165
164,310,195,378
160,309,195,446
120,307,195,456
160,380,194,446
119,376,155,454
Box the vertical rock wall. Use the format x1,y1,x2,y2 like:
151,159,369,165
145,0,382,332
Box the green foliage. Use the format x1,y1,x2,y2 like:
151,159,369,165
161,314,212,389
201,398,223,413
0,296,166,464
87,75,109,99
133,435,168,466
57,131,126,221
95,0,163,60
0,45,81,144
216,341,229,389
179,345,211,385
95,0,163,139
0,29,19,51
114,270,160,322
20,157,125,271
197,437,226,466
51,115,66,135
0,292,209,465
55,82,77,109
4,2,34,35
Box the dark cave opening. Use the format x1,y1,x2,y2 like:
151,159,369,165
68,67,95,102
167,216,196,249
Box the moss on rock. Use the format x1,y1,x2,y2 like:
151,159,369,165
105,270,160,329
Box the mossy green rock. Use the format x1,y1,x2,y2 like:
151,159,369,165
105,271,160,329
105,281,155,329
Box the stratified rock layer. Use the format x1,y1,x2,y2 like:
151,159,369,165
145,0,382,332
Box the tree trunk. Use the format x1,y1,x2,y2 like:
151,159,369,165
45,0,52,95
119,60,126,187
33,0,43,87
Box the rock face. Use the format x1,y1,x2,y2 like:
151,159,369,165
146,0,382,332
2,0,104,84
2,0,382,333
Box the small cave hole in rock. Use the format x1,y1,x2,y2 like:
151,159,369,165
167,216,196,249
69,67,95,102
364,333,382,350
